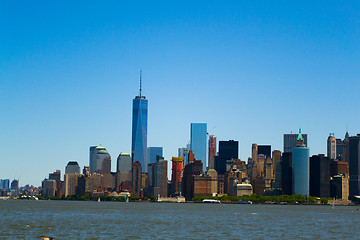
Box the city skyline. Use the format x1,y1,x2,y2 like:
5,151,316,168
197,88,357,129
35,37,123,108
1,1,360,186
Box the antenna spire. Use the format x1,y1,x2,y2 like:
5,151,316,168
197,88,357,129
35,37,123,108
139,70,142,97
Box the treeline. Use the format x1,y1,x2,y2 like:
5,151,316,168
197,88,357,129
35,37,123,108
36,195,142,202
192,194,330,204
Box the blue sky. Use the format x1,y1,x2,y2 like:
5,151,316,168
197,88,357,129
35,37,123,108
1,1,359,186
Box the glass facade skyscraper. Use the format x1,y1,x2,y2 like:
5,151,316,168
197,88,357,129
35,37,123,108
132,93,148,172
147,147,163,165
190,123,207,172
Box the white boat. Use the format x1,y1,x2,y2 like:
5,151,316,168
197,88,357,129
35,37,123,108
98,198,101,202
202,199,221,204
331,198,335,209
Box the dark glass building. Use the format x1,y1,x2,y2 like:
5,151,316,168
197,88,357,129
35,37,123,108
281,152,293,195
310,154,330,198
258,145,271,159
349,135,360,199
215,140,238,175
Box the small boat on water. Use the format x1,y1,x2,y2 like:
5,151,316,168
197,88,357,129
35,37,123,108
202,199,221,204
237,200,252,204
98,198,101,202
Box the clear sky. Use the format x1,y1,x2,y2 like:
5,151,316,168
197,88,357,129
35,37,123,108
1,1,359,186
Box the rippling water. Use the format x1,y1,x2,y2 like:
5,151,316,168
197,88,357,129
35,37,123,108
0,200,359,239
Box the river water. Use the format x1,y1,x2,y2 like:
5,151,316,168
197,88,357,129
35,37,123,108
0,200,359,239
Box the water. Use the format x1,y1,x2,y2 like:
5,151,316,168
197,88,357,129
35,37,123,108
0,200,359,239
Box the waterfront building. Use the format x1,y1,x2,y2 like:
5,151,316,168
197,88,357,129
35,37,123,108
349,134,360,199
116,152,132,191
77,173,103,195
190,123,207,172
64,173,81,196
132,73,148,172
171,157,183,196
147,156,168,197
49,170,62,197
147,147,163,165
182,160,203,200
284,133,308,153
215,140,238,175
42,179,57,197
132,161,142,197
310,154,330,198
65,161,81,174
208,135,216,170
330,174,349,200
292,129,310,196
193,170,218,198
232,183,253,197
327,135,336,160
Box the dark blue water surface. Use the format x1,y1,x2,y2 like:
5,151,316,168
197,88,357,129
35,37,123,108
0,200,359,239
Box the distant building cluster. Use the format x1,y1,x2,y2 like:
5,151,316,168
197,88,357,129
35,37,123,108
3,76,360,203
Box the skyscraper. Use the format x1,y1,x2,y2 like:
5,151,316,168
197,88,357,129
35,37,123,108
171,157,183,196
178,147,189,168
190,123,207,172
310,154,330,198
132,72,148,172
147,147,163,165
215,140,238,175
292,129,310,196
208,135,216,170
258,145,271,159
349,134,360,200
65,161,81,174
327,135,336,160
284,133,308,153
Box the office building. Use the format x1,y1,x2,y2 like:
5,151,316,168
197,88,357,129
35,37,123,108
208,135,216,170
132,74,148,172
330,160,349,177
258,145,271,159
215,140,238,175
178,147,189,168
331,174,349,200
147,156,168,197
147,147,163,165
49,170,62,197
65,161,81,174
89,145,111,174
292,129,310,196
284,132,308,153
132,161,142,197
64,173,81,196
42,179,57,197
327,135,336,160
89,146,97,174
0,179,10,189
310,154,330,198
349,134,360,200
281,152,293,195
171,157,183,196
182,160,203,200
190,123,207,172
